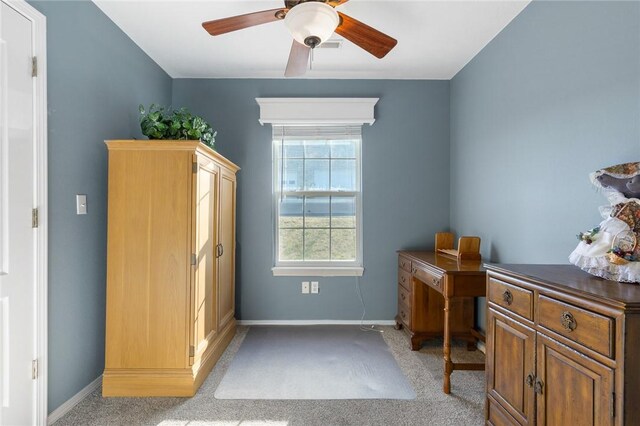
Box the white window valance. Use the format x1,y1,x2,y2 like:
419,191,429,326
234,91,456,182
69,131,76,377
256,98,378,126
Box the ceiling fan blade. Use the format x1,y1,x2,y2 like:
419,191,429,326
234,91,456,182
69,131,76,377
335,12,397,59
327,0,350,7
285,40,310,77
202,8,285,36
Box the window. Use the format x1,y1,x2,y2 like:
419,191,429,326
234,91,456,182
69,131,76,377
273,126,362,276
256,97,377,276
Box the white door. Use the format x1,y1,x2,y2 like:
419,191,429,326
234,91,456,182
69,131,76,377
0,1,36,425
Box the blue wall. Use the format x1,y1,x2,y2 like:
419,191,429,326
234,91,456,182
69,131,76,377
173,79,450,321
450,0,640,329
29,0,172,413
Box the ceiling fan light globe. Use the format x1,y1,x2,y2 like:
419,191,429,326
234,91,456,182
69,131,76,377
284,2,339,48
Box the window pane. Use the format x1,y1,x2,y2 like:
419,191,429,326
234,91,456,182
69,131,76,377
304,140,330,158
330,140,356,158
304,229,330,260
280,229,303,261
331,197,356,228
304,159,330,191
283,140,304,159
330,159,356,191
282,159,303,191
331,229,356,260
305,197,330,228
279,196,303,228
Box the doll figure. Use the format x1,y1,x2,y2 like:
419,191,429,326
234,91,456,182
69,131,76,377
570,162,640,282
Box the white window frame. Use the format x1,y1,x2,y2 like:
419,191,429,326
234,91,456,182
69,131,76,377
272,131,363,276
256,98,378,277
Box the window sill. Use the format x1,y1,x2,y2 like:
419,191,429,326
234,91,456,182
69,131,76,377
272,266,364,277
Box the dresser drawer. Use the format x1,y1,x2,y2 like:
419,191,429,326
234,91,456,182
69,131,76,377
413,264,443,292
398,268,411,291
537,295,614,358
488,277,533,321
398,255,411,273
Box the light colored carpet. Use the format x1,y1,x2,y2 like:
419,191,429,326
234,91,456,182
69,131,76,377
214,326,416,400
52,326,485,425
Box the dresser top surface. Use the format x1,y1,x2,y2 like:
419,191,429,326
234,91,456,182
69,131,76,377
486,264,640,308
398,251,485,274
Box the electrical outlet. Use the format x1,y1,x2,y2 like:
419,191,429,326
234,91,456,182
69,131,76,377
311,281,319,294
302,281,310,294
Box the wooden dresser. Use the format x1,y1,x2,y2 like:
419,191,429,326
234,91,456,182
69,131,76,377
485,264,640,426
102,140,239,397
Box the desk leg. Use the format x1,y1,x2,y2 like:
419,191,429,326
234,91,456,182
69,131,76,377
443,295,452,394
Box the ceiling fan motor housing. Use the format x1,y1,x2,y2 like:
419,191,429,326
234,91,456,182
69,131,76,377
284,2,339,48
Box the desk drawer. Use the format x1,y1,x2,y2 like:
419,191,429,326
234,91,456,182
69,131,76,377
398,256,411,273
413,265,443,292
398,269,411,291
397,303,411,327
538,295,614,358
398,284,411,307
488,277,533,321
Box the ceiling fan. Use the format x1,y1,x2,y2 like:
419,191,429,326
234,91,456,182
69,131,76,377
202,0,398,77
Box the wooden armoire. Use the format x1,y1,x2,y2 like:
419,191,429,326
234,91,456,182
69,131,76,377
102,140,239,397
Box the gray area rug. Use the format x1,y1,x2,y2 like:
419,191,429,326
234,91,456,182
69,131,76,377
214,325,416,400
52,326,486,425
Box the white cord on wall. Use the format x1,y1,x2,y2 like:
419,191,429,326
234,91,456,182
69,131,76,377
355,275,383,333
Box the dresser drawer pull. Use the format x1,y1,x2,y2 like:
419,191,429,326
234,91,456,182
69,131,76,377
401,293,406,301
401,261,407,268
412,267,417,274
534,378,544,395
502,289,513,306
401,311,407,319
525,373,534,388
561,311,577,332
401,276,406,283
432,277,440,286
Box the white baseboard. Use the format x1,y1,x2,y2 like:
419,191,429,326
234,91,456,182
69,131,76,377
238,320,397,326
477,340,486,354
47,375,102,425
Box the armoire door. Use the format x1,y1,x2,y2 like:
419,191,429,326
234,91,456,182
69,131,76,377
487,308,536,426
217,167,236,331
191,155,219,363
536,333,614,426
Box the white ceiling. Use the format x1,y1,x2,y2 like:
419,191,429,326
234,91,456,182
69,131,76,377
93,0,531,79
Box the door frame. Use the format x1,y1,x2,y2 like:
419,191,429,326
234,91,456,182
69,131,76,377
1,0,48,423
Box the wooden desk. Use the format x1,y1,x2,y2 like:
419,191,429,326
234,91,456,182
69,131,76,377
395,251,486,394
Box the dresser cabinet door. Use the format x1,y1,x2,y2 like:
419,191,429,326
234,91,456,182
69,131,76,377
487,308,536,425
536,334,614,426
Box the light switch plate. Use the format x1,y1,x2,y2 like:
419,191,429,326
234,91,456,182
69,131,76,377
311,281,319,294
302,281,310,294
76,194,87,215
